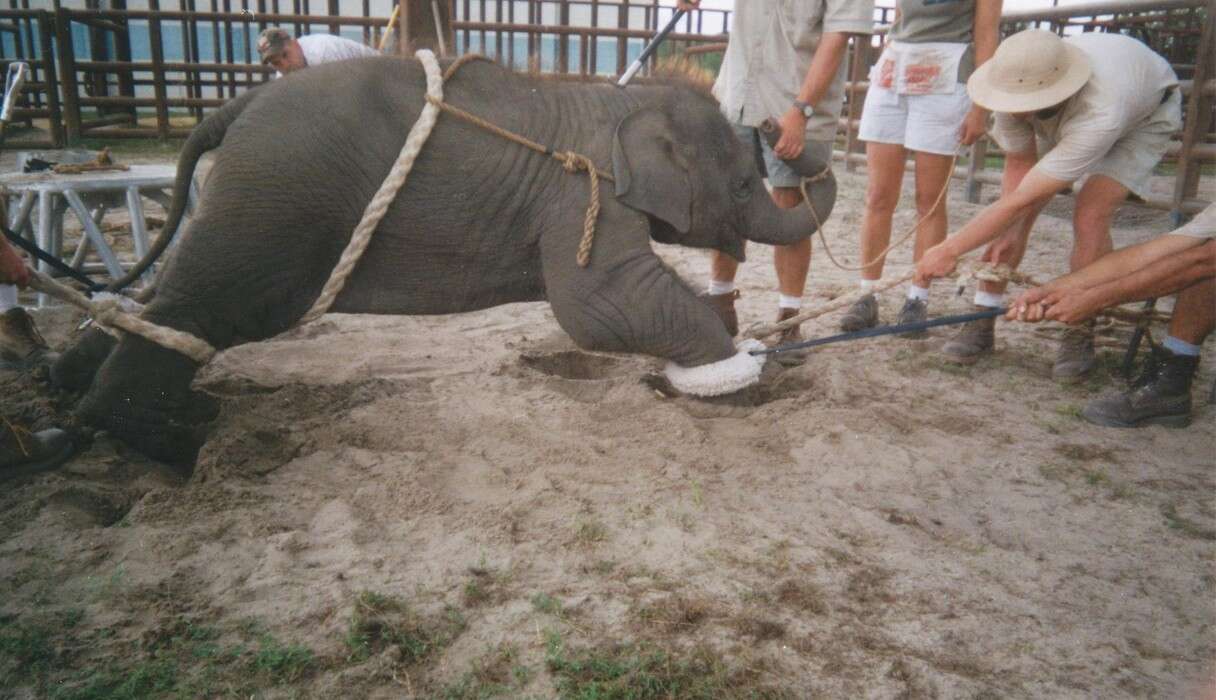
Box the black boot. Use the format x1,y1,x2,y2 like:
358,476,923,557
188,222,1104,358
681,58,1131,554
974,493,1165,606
1083,345,1200,428
0,422,75,482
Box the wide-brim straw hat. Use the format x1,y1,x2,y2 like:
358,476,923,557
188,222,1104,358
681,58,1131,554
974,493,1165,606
967,29,1092,113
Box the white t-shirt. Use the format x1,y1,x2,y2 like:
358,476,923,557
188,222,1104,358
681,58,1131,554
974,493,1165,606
276,34,378,76
990,33,1178,184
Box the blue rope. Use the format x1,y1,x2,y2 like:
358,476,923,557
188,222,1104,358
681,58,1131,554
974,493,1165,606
752,306,1007,356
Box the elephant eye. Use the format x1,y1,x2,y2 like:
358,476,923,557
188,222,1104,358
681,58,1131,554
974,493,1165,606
732,176,752,201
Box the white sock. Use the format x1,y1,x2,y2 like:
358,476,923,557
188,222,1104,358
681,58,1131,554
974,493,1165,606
777,294,802,310
859,279,876,294
906,284,930,302
708,279,735,296
0,285,17,312
974,290,1004,309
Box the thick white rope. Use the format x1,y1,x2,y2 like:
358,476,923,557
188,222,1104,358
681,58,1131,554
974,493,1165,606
298,49,444,325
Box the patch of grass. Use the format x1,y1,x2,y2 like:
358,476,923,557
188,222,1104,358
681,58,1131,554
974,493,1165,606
531,592,565,617
1083,469,1109,486
1054,403,1084,420
345,590,466,665
774,579,828,615
250,634,313,683
544,631,791,699
1161,504,1216,541
633,595,718,635
441,643,531,699
730,612,786,641
571,517,609,547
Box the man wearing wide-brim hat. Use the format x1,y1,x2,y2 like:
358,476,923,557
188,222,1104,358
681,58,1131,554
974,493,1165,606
915,28,1182,379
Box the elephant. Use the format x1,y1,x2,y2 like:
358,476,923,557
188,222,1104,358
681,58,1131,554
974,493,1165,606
53,53,837,465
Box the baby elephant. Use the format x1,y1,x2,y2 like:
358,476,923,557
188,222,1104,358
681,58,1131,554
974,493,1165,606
56,54,836,464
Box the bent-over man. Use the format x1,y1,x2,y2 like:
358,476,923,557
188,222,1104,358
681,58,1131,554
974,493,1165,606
916,29,1181,380
258,27,379,76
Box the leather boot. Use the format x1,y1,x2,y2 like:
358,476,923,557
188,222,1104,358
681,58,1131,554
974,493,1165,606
771,307,808,367
0,423,75,482
839,293,878,332
0,307,54,370
1052,320,1096,382
1083,345,1200,428
940,308,995,364
700,290,739,337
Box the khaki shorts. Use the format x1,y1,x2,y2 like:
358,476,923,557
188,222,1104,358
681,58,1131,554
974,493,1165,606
1085,89,1182,198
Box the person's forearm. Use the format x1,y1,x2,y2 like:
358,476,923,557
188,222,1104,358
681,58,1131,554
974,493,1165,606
1094,241,1216,305
796,32,850,107
1041,236,1198,294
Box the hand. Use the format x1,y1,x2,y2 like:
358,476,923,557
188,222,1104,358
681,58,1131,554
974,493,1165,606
675,0,700,10
0,239,30,288
1044,287,1108,325
916,242,957,282
1006,286,1057,322
958,106,988,146
774,107,807,161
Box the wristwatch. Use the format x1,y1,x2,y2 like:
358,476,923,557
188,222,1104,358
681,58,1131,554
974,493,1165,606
793,100,813,118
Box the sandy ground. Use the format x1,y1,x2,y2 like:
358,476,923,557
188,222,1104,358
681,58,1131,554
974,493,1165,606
1,155,1213,698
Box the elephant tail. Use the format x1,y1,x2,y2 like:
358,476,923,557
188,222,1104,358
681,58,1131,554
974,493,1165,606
105,88,260,293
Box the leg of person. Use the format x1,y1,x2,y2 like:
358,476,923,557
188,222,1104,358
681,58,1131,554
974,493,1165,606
845,81,909,332
1084,276,1215,428
841,141,906,331
702,123,767,337
767,140,832,365
0,284,51,370
897,149,955,336
1052,174,1127,381
941,200,1048,364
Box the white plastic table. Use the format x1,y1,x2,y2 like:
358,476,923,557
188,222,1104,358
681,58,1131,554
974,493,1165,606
0,164,196,305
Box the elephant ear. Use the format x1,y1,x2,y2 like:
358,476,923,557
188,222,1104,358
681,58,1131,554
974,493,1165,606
611,107,692,234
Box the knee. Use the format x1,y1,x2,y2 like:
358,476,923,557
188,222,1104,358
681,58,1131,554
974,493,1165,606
864,182,899,215
914,184,943,216
1073,207,1112,245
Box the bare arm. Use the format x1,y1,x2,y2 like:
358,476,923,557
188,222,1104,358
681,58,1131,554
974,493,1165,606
959,0,1002,145
0,238,30,287
774,32,852,160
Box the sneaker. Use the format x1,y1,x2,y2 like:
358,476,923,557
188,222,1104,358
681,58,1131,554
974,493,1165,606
771,307,808,367
839,293,878,332
0,423,74,482
1083,345,1198,428
0,307,52,370
895,298,929,339
700,290,739,337
940,308,995,364
1052,321,1096,382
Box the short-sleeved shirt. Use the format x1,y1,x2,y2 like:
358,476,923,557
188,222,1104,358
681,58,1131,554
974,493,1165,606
712,0,875,142
889,0,976,82
273,34,378,76
990,33,1178,186
1169,204,1215,241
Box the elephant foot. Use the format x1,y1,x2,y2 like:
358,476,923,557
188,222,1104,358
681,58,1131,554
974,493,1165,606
76,334,218,465
51,327,118,392
662,339,767,397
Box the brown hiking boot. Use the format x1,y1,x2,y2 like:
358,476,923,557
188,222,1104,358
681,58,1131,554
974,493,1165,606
0,422,74,482
1083,345,1198,428
1052,321,1096,382
771,307,808,367
0,307,52,370
701,290,739,337
839,293,879,332
941,308,995,364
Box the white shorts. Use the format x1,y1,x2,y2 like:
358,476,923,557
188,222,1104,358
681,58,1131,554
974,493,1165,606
857,80,972,156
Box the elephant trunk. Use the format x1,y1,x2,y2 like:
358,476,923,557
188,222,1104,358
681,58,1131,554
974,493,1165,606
743,167,838,246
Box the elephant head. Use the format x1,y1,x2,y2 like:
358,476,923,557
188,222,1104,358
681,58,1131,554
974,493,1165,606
610,90,836,261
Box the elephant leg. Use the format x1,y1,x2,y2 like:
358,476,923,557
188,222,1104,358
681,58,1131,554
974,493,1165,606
51,326,117,392
74,307,218,465
540,210,764,396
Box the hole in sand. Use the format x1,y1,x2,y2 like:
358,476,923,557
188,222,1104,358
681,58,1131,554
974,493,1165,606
518,351,628,381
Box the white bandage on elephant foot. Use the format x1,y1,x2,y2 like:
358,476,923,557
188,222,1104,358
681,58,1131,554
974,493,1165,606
662,338,767,397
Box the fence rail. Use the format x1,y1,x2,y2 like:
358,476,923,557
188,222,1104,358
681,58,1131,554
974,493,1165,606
0,0,1209,220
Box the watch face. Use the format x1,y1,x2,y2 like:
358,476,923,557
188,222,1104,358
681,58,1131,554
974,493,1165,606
802,105,814,118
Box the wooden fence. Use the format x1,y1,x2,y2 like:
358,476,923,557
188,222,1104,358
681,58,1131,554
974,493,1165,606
0,0,1209,220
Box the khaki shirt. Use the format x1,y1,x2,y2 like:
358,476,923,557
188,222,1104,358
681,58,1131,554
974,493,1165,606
990,33,1178,185
712,1,874,142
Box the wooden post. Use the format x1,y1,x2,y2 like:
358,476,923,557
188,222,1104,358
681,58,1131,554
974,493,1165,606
400,0,452,56
1170,0,1215,225
965,137,988,203
843,35,869,173
110,0,138,126
616,0,628,76
53,6,82,143
558,0,569,73
147,0,171,139
37,10,65,147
